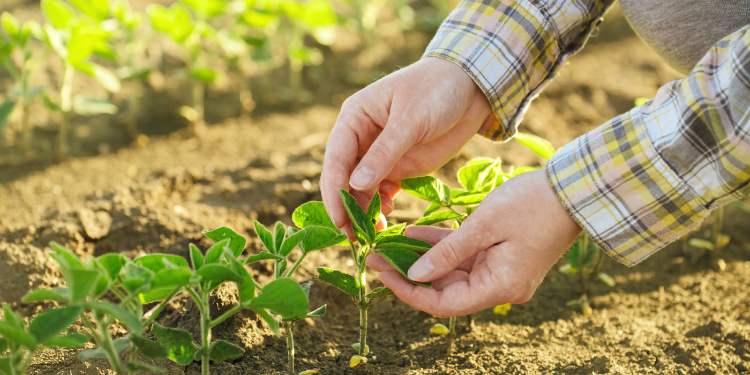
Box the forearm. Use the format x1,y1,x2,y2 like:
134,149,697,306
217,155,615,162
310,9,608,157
547,25,750,265
423,0,615,141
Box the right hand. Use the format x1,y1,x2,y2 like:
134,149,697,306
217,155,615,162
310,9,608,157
321,57,494,233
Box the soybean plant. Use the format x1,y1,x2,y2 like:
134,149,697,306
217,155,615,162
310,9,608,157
22,243,174,374
39,0,122,157
300,191,431,367
0,12,46,158
152,228,309,375
251,217,344,375
0,304,88,375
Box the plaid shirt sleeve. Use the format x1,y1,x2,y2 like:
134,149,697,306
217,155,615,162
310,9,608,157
547,26,750,266
422,0,614,141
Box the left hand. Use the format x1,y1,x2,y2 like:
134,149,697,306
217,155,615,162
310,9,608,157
366,169,582,318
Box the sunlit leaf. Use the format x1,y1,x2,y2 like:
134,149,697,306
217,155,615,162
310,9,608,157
251,278,308,319
315,267,359,297
292,201,337,230
339,190,375,245
374,235,432,253
375,248,430,286
415,211,465,226
514,132,555,160
203,227,247,258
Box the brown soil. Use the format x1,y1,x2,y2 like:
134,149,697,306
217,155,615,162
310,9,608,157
2,4,750,375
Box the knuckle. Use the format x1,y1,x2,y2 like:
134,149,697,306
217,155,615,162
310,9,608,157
434,239,463,269
366,142,393,164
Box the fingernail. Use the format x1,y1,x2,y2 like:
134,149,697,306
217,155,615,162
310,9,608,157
350,167,376,190
408,255,434,281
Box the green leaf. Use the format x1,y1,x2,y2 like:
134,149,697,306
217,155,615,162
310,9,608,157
1,13,20,37
598,273,615,287
29,306,82,345
22,288,71,303
689,238,714,251
78,336,129,360
190,67,217,83
83,301,142,332
209,340,244,362
203,238,231,265
195,264,243,283
273,222,286,253
251,307,279,336
138,287,175,304
374,235,432,253
731,201,750,214
314,268,359,297
423,202,440,216
292,201,337,229
49,242,85,269
415,211,465,226
72,96,117,116
400,176,445,205
375,223,406,241
278,227,306,257
147,4,194,43
95,253,126,282
514,132,556,160
151,323,198,365
567,240,598,270
203,227,247,258
375,248,430,286
307,304,326,317
558,263,577,274
181,0,226,18
189,244,204,270
298,226,347,253
243,252,284,265
70,269,102,302
0,338,7,353
88,64,121,93
121,263,154,293
367,191,381,226
0,321,36,348
366,287,393,299
42,333,89,348
130,334,169,359
251,278,308,319
254,221,276,253
458,159,499,192
134,254,189,273
68,0,109,22
41,0,76,29
152,268,193,289
450,190,487,206
299,0,337,27
223,251,255,304
339,190,375,245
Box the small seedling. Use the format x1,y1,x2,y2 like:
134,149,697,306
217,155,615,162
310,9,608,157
152,228,309,375
0,12,47,158
0,304,88,375
250,218,344,375
39,0,121,157
558,234,614,314
22,243,173,374
300,191,429,367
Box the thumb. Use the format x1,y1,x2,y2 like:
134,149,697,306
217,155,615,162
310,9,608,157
349,119,416,191
406,211,501,282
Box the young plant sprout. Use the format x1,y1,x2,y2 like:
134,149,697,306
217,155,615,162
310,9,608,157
558,234,614,315
22,243,174,374
298,191,430,367
0,304,88,375
687,208,730,271
152,227,309,375
0,12,46,159
39,0,122,157
250,219,344,375
147,2,220,135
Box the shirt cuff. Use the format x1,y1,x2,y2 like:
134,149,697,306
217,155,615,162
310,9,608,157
422,0,611,142
545,107,709,266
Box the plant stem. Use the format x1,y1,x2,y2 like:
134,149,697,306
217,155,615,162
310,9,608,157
284,320,295,375
20,52,32,159
200,290,211,375
125,82,141,139
591,249,605,283
446,316,457,355
357,263,368,356
711,206,724,263
57,62,74,157
285,253,307,278
579,234,590,297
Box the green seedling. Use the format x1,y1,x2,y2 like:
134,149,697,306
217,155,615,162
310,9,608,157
279,0,337,102
298,192,429,367
151,228,308,375
558,234,614,315
0,12,47,159
39,0,121,157
148,1,220,135
688,205,731,271
0,304,88,375
249,219,342,375
22,243,173,374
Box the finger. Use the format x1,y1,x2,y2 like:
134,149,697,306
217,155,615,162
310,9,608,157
380,193,395,216
431,270,469,291
406,206,504,282
376,214,387,231
379,180,402,200
366,253,394,272
349,118,417,192
403,226,453,245
321,123,361,229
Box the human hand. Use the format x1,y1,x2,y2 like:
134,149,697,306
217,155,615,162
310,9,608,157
321,57,494,235
367,169,582,318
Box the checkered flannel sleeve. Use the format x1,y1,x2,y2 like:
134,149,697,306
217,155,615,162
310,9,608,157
547,26,750,266
423,0,614,141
